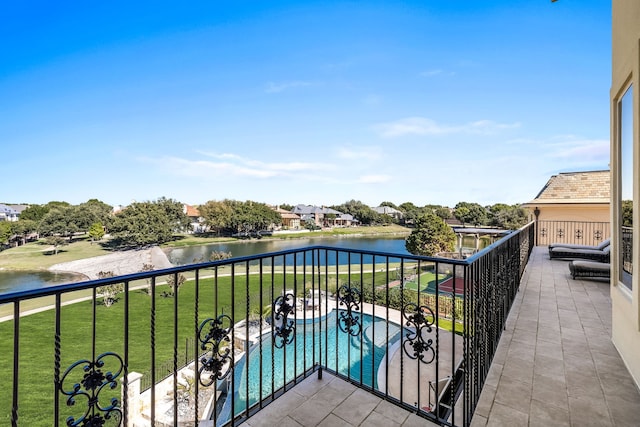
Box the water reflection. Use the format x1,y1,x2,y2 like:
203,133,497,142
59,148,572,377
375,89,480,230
0,270,87,294
167,236,411,266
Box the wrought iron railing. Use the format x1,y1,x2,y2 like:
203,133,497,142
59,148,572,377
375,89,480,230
535,220,610,247
621,226,633,288
0,222,534,427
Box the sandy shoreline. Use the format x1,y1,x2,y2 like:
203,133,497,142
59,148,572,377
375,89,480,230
48,246,174,280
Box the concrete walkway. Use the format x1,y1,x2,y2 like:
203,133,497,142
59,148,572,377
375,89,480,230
236,246,640,426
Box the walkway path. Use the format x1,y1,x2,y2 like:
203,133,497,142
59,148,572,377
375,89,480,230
472,246,640,426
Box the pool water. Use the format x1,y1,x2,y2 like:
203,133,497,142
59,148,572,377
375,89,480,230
220,310,401,422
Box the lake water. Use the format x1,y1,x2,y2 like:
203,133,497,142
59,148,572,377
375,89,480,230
167,236,411,266
0,234,489,294
0,270,87,295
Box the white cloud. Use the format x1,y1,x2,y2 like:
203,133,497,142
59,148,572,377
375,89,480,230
420,69,456,77
467,120,520,133
139,152,336,181
420,69,443,77
374,117,520,138
264,80,314,93
337,146,382,161
375,117,452,137
546,138,609,162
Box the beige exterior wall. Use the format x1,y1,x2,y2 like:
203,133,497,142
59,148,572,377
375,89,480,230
523,203,610,222
611,0,640,389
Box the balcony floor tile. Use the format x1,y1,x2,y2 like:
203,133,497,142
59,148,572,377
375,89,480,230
479,246,640,427
239,371,441,427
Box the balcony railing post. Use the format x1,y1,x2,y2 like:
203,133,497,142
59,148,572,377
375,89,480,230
121,372,143,427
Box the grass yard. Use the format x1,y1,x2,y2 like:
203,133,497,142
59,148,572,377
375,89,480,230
0,239,111,270
401,271,460,294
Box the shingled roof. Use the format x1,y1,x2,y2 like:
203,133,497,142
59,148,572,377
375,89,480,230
528,170,610,204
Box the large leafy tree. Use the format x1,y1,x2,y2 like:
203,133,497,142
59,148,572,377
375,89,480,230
38,206,80,240
226,200,281,233
110,198,189,248
12,219,38,245
76,199,113,231
488,204,529,230
44,201,71,211
398,202,425,224
44,235,68,255
0,221,12,245
331,199,378,225
405,212,456,256
433,206,452,220
199,200,233,235
622,200,633,226
453,202,488,226
19,204,49,222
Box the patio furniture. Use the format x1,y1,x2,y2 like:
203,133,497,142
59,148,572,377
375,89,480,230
569,260,611,280
548,238,610,254
549,244,610,263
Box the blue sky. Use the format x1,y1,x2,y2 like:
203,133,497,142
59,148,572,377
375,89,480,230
1,1,611,208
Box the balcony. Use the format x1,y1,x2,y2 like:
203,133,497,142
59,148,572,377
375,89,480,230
1,221,638,426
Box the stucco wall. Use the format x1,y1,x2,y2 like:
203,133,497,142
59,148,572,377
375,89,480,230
611,0,640,390
526,204,610,222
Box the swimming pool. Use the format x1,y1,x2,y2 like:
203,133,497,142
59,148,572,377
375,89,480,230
218,309,401,424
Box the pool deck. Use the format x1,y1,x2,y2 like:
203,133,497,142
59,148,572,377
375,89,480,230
232,246,640,427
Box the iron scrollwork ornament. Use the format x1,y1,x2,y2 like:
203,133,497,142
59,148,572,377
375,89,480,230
272,293,296,348
59,352,123,427
337,284,362,336
198,314,233,387
402,302,436,364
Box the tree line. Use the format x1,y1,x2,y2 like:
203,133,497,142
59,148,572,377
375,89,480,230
0,197,529,252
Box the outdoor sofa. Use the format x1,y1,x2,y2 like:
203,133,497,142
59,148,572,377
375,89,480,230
569,260,611,280
549,239,611,263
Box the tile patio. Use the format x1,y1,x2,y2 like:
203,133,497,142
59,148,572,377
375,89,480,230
237,247,640,427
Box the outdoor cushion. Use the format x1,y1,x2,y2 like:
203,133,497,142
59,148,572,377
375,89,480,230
549,245,610,263
569,260,611,280
548,238,610,253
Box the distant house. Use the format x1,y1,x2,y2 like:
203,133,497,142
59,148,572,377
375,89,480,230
274,207,301,230
373,206,403,221
291,205,356,228
0,204,21,222
521,170,610,222
183,204,206,233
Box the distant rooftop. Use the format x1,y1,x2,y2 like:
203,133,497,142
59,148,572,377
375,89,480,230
525,170,610,204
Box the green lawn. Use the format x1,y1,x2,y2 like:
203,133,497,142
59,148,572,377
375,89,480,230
401,271,456,294
0,238,111,270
